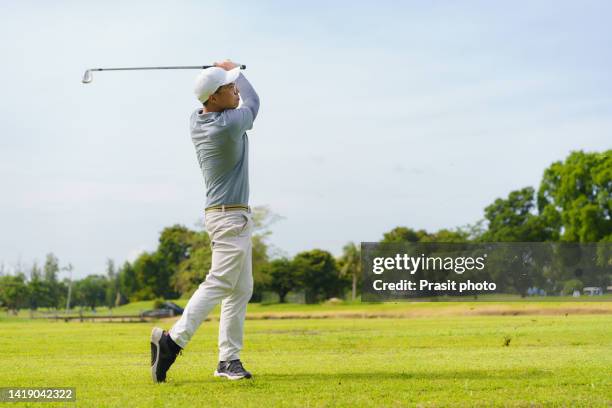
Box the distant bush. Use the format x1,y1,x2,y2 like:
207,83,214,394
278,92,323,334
562,279,584,295
153,298,165,309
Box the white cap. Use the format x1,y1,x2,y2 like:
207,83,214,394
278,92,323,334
193,66,241,104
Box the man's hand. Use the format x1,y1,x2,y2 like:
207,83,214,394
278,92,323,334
214,59,239,71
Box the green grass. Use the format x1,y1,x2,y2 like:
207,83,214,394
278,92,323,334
1,303,611,407
15,294,612,319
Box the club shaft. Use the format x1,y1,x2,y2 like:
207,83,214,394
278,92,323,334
90,65,245,72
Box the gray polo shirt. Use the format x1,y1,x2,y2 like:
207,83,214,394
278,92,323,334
190,73,260,208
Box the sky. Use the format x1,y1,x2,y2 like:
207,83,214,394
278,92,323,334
0,0,610,279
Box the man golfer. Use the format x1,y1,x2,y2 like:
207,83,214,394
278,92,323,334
150,59,259,382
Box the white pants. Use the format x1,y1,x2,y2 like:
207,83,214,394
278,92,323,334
169,209,253,361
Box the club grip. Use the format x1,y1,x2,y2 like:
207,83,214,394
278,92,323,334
203,64,247,70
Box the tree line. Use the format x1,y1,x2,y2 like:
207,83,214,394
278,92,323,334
0,149,610,312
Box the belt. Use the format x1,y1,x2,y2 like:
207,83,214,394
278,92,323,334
205,204,251,213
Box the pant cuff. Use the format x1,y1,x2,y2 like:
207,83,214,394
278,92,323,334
219,353,239,362
168,330,187,349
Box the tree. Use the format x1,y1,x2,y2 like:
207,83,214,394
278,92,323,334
131,252,162,300
562,278,583,296
74,275,107,310
171,230,212,296
248,206,278,302
105,259,120,308
538,150,612,242
420,229,469,243
29,262,41,281
43,253,63,308
262,258,299,303
380,226,469,244
158,225,194,266
478,187,558,296
458,220,487,242
27,262,53,310
0,274,29,314
338,242,361,301
481,187,558,242
118,261,138,302
43,253,60,283
251,234,270,302
250,205,284,240
381,227,429,243
155,225,193,299
293,249,344,304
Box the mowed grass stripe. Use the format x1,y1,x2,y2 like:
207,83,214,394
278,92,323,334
11,297,612,321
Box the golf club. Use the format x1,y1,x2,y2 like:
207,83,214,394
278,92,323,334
81,64,247,84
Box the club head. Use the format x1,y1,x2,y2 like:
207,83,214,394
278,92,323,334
81,70,93,84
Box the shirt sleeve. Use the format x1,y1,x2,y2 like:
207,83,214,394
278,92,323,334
223,73,260,136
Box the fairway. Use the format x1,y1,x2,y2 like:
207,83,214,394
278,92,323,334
1,306,611,407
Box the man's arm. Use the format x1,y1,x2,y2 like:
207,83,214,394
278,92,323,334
215,60,260,135
236,73,259,121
